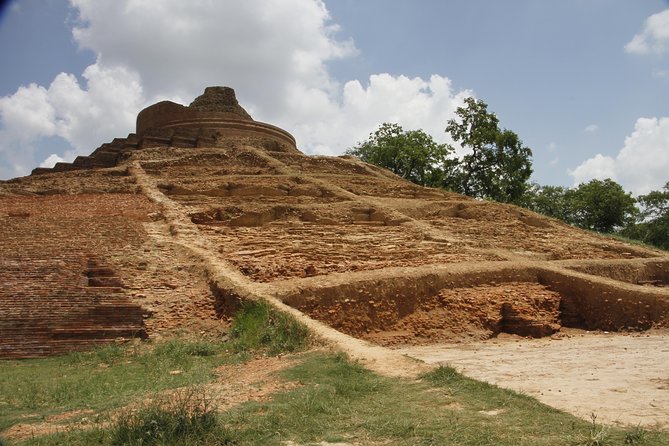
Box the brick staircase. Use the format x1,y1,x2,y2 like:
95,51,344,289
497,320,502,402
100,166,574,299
30,127,219,176
0,194,154,359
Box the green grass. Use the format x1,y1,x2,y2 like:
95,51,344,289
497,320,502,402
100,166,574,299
3,307,668,446
0,299,310,437
12,353,669,445
218,355,668,446
0,339,227,432
109,386,232,446
230,300,310,355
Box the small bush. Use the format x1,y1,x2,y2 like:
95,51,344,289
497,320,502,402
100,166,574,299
423,365,461,386
0,434,10,446
230,300,309,354
573,413,610,446
624,426,648,445
110,387,230,445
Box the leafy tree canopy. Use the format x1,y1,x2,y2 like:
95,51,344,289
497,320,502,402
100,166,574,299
622,181,669,249
523,178,637,233
521,183,573,222
569,179,637,233
444,97,533,204
346,123,452,187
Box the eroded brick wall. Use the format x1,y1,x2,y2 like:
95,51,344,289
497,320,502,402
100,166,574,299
0,194,155,358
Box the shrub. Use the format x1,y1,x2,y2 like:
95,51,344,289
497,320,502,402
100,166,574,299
230,300,310,354
110,387,230,445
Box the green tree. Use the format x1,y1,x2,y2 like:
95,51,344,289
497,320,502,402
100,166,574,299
622,181,669,250
522,183,574,223
346,123,452,186
569,179,637,233
445,97,533,204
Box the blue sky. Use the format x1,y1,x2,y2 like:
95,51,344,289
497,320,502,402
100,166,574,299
0,0,667,195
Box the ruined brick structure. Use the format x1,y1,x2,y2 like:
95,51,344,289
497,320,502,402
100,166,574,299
30,86,298,176
1,86,668,359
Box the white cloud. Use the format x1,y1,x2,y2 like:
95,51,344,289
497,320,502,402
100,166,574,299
569,117,669,195
0,0,471,178
286,73,471,156
69,0,356,113
568,154,616,183
549,157,559,166
652,69,669,79
0,63,144,177
584,124,599,133
625,9,669,54
0,84,56,141
40,154,65,168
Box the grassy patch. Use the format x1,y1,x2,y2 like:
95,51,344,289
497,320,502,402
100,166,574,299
216,355,669,446
109,386,232,446
230,300,310,355
4,319,668,445
0,300,310,436
424,365,669,446
0,339,226,432
14,353,669,445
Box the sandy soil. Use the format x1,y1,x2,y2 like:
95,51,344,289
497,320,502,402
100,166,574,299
395,329,669,428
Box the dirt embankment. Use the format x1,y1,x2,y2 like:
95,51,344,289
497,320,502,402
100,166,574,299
295,282,563,346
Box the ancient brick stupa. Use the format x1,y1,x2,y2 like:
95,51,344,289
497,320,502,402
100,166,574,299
31,86,298,176
1,86,668,360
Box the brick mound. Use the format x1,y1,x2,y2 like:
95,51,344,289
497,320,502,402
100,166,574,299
1,86,669,359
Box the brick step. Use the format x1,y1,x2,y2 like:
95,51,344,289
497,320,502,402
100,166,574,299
85,267,117,277
29,133,138,175
87,277,125,287
0,337,138,359
171,136,198,148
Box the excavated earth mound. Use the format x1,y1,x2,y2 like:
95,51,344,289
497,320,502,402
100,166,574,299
1,86,668,365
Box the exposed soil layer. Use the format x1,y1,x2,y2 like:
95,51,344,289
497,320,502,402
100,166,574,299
292,282,563,346
566,260,669,287
199,223,499,282
388,199,657,261
280,264,669,351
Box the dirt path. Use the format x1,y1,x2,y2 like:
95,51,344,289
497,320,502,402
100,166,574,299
395,330,669,428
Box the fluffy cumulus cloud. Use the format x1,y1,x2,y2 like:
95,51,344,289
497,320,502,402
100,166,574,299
569,117,669,195
625,9,669,54
0,63,144,177
0,0,472,178
287,74,471,156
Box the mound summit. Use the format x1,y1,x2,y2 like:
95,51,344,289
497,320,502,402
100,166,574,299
1,86,668,359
